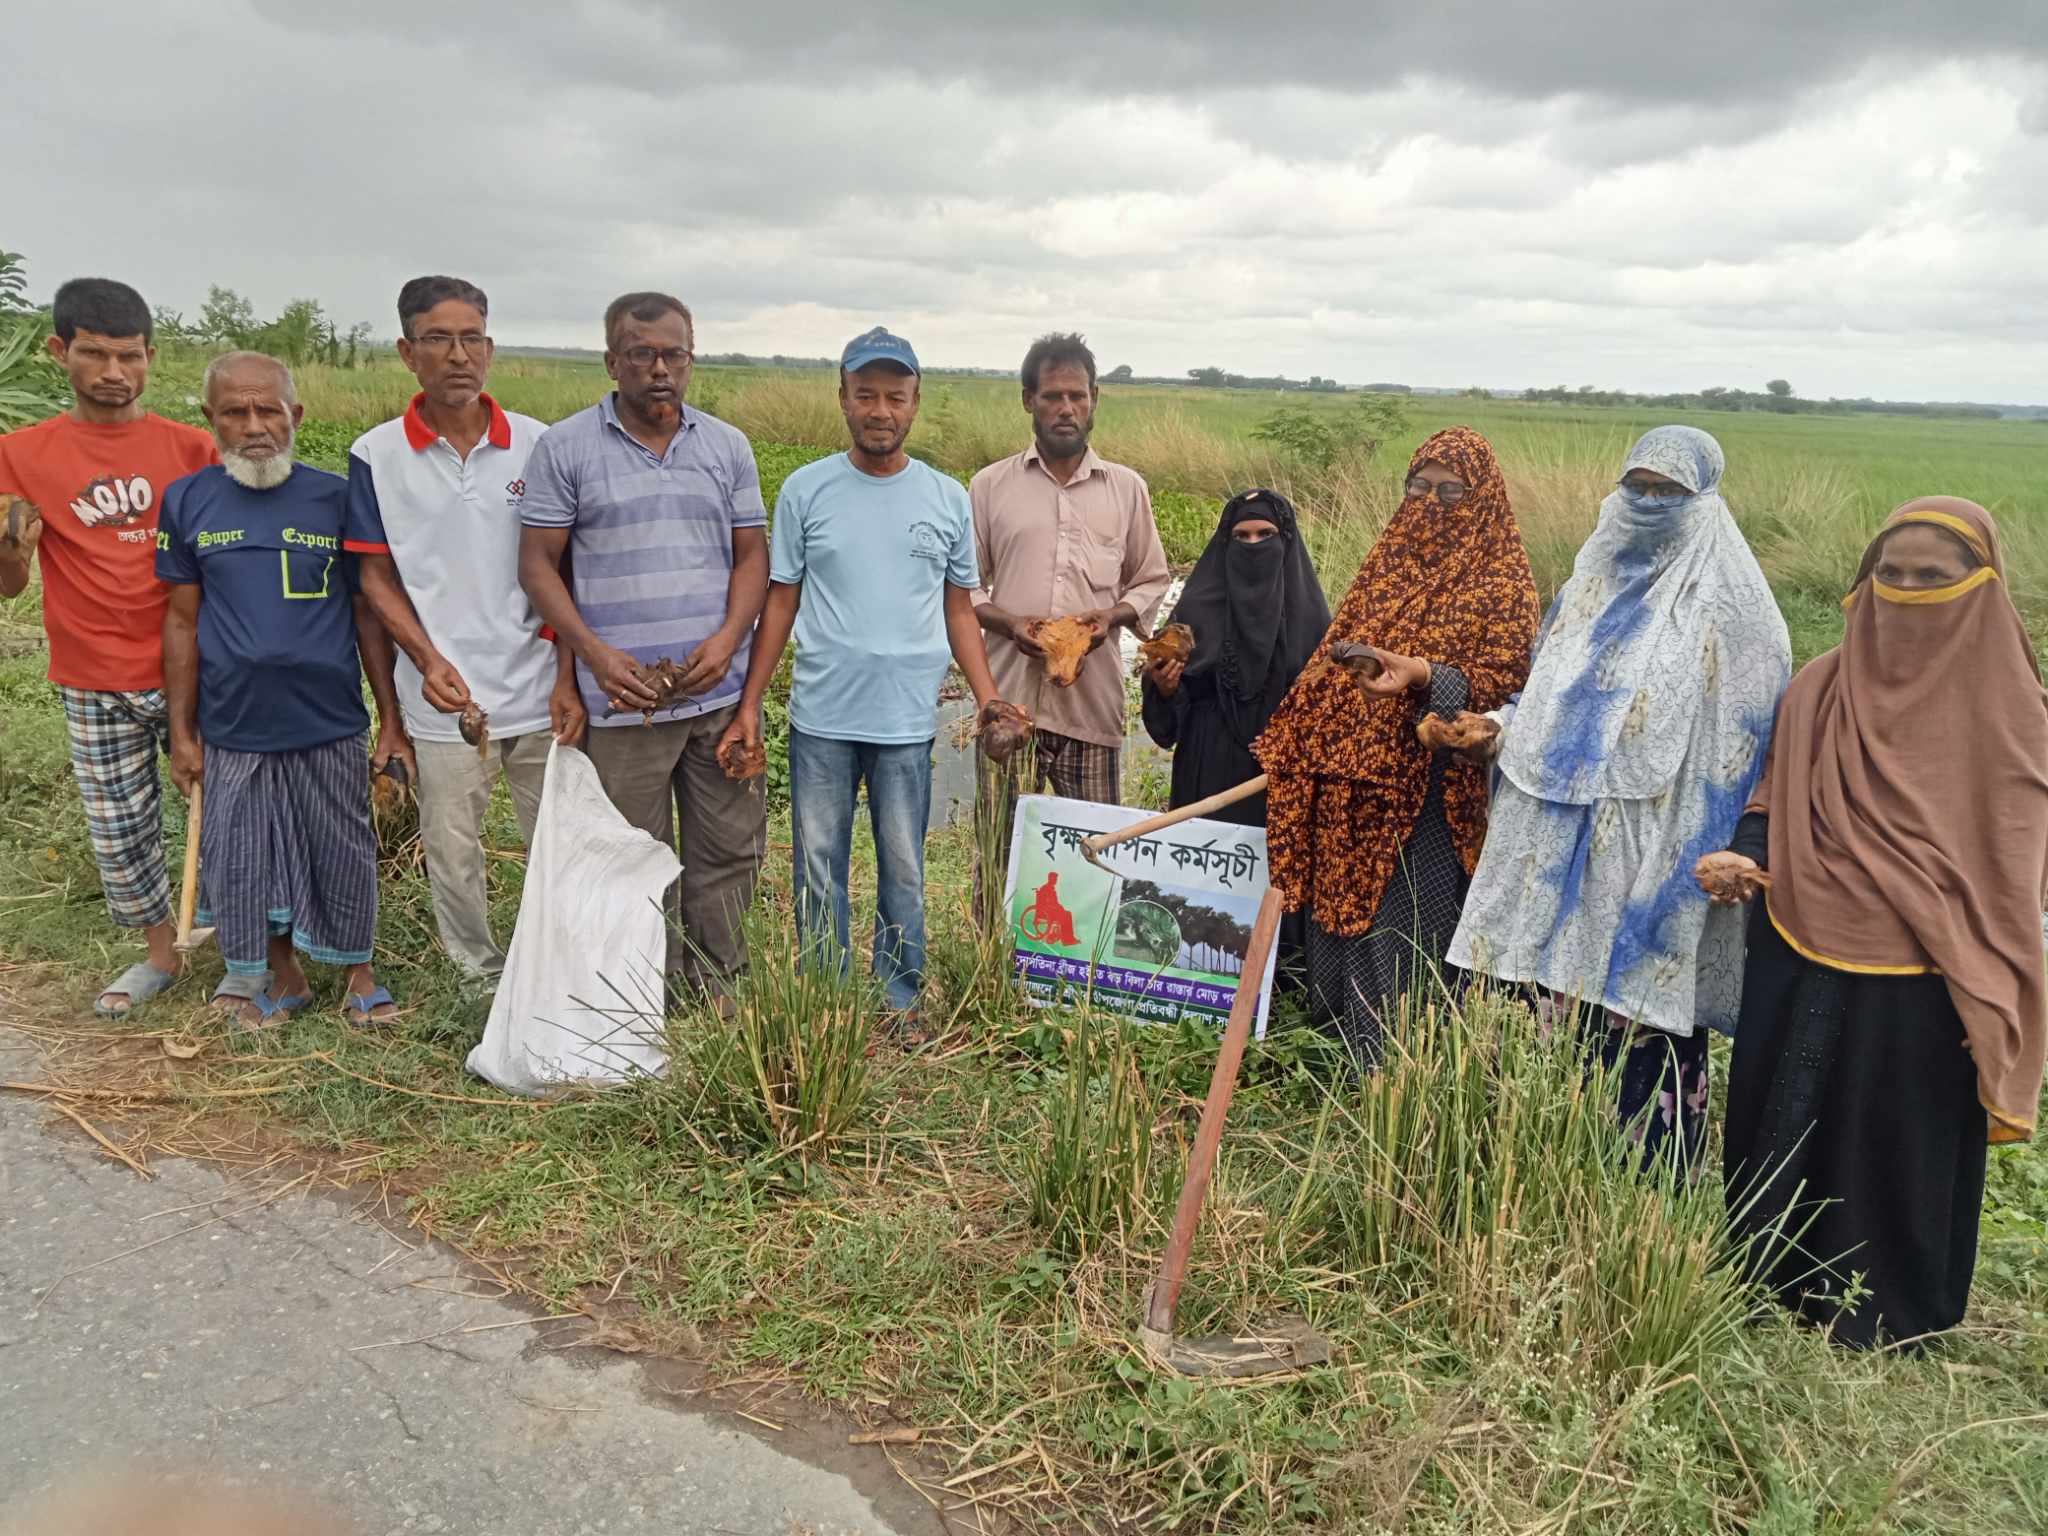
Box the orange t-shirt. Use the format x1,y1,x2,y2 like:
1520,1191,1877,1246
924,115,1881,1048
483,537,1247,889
0,411,218,690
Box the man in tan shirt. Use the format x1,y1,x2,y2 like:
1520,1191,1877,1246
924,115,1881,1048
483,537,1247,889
971,332,1170,803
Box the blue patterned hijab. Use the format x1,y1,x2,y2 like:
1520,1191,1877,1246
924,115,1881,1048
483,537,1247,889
1497,426,1788,803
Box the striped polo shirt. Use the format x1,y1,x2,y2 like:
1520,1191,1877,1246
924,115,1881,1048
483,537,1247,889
516,395,766,726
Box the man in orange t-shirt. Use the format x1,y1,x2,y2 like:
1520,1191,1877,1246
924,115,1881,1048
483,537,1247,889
0,278,217,1016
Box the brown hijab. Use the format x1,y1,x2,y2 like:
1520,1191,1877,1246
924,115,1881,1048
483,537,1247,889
1255,427,1539,934
1752,498,2048,1142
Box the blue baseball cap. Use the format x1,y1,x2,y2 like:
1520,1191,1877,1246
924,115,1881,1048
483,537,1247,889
840,326,920,376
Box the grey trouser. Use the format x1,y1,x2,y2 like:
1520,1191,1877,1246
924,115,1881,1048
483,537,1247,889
415,732,550,979
583,703,766,990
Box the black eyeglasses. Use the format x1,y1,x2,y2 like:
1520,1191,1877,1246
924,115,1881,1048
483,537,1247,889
414,332,489,355
618,346,693,370
1404,476,1468,506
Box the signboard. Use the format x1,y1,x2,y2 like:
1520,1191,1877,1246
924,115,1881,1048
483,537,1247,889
1002,794,1277,1038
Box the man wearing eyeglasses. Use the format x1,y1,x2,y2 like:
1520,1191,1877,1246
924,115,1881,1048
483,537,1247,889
345,276,582,988
516,292,770,997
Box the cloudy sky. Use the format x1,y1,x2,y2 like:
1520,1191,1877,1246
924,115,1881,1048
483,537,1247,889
8,2,2046,401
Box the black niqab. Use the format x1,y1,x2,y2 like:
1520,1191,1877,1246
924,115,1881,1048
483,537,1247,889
1167,489,1331,747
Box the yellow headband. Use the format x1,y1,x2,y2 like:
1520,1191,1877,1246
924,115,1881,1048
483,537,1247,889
1890,509,1991,564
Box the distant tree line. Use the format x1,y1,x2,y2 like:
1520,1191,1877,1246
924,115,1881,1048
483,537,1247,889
5,246,2025,418
1185,366,1345,392
1520,379,2000,420
151,286,376,369
697,352,835,369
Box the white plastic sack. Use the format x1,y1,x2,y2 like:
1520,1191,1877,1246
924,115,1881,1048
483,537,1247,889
466,742,679,1095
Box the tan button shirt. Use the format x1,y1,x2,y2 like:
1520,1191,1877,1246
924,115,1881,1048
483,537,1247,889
970,445,1171,748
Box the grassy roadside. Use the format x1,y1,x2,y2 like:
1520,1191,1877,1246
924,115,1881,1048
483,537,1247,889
5,579,2048,1532
5,358,2047,1530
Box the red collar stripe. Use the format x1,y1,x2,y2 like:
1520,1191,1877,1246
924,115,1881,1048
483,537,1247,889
402,392,512,452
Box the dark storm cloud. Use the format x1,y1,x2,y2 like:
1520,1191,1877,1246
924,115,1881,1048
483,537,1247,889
269,0,2048,105
5,1,2045,400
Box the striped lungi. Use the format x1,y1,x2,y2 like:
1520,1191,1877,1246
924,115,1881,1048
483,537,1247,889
198,733,378,977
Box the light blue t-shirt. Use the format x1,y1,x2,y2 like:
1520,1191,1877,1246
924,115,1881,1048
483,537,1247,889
770,453,978,745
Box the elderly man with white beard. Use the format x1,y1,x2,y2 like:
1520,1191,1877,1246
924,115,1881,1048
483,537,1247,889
157,352,412,1028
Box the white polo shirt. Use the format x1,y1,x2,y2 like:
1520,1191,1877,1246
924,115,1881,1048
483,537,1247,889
342,394,556,744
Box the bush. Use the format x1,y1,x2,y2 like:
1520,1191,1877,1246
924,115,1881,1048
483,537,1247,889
1152,489,1221,564
292,417,364,473
0,313,66,431
1248,394,1412,479
754,440,834,509
1354,390,1411,453
1250,407,1349,471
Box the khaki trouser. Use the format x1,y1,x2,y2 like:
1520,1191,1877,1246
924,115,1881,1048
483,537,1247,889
583,702,766,991
415,732,550,979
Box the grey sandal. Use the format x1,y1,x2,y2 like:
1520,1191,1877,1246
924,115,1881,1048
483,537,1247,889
94,962,181,1019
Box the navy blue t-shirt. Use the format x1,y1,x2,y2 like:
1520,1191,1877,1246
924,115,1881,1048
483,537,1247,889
155,463,369,753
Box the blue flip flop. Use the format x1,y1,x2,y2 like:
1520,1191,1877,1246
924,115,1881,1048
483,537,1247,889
211,973,282,1033
94,961,180,1019
343,986,399,1028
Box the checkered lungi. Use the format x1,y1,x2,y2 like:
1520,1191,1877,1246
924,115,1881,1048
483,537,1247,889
197,733,378,977
976,727,1120,805
58,687,175,930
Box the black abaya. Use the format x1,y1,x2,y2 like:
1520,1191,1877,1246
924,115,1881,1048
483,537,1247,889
1723,815,1988,1349
1140,670,1266,825
1140,489,1331,996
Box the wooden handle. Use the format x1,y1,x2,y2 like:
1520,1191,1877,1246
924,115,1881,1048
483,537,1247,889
176,783,202,948
1144,886,1285,1337
1080,775,1268,869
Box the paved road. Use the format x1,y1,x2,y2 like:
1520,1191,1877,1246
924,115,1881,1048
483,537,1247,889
0,1028,938,1536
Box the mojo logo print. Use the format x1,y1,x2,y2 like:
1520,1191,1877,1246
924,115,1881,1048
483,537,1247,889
68,474,156,530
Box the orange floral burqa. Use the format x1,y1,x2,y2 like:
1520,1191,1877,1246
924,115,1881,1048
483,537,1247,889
1254,427,1539,935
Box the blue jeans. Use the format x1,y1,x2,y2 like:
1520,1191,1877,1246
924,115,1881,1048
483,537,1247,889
788,729,933,1012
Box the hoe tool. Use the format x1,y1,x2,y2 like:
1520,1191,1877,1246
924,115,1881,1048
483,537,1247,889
1135,885,1332,1377
1078,775,1268,871
174,783,214,952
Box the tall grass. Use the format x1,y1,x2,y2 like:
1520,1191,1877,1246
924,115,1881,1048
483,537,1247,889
924,737,1038,1038
1025,1009,1156,1257
714,371,848,450
145,338,2043,660
662,909,878,1163
1287,987,1787,1384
